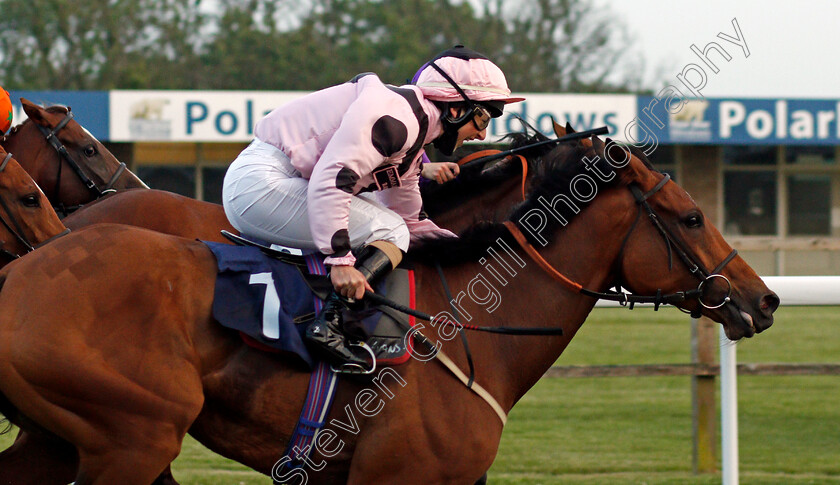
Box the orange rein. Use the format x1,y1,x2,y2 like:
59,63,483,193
452,150,588,293
502,221,584,293
454,150,528,201
453,150,582,292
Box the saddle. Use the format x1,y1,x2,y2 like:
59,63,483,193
202,231,416,371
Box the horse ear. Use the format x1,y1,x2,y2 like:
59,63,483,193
552,117,567,138
605,137,632,165
565,122,576,134
605,137,647,184
20,99,51,127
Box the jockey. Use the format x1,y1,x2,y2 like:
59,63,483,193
1,87,12,134
222,45,524,368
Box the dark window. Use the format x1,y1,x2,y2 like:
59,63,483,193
647,144,675,166
722,145,776,166
202,166,227,204
723,171,777,235
787,174,831,235
136,166,195,198
647,145,677,182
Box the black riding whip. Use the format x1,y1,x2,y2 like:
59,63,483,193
460,125,610,169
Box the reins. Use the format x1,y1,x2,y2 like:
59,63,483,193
364,290,564,337
503,173,738,314
357,131,738,426
366,165,738,426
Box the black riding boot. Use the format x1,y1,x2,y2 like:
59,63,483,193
305,245,397,369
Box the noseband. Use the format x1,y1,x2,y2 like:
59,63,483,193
625,174,737,312
35,110,126,215
505,173,738,316
0,153,70,261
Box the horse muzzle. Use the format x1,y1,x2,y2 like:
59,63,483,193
719,289,779,340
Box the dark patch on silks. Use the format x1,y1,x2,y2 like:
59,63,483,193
330,229,351,256
371,115,408,157
335,167,360,194
385,86,428,175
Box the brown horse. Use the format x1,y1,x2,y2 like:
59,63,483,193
0,103,530,485
0,130,542,485
0,147,68,261
0,148,80,484
0,99,148,216
0,133,778,484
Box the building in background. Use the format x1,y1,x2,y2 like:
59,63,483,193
10,90,840,276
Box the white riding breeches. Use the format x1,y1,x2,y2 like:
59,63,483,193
222,139,411,254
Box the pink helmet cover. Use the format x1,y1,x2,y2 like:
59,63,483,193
415,55,524,105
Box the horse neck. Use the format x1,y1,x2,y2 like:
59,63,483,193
414,194,633,412
426,173,524,233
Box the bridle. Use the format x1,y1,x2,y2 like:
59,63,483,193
362,163,740,426
505,173,738,317
34,110,127,215
0,153,70,261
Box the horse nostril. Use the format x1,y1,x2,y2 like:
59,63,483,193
760,292,780,314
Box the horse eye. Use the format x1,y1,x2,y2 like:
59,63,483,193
22,194,41,208
684,213,703,228
83,145,97,157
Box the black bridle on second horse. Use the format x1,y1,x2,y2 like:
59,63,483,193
35,110,127,216
0,153,70,261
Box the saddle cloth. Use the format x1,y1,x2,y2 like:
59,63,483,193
202,241,415,368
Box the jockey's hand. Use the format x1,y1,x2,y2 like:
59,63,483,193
421,162,460,184
329,265,373,300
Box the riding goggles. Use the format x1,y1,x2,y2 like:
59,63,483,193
471,105,492,131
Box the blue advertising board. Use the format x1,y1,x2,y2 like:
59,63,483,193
7,90,840,146
7,91,109,140
638,95,840,145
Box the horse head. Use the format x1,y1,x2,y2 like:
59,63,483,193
600,137,778,339
510,131,778,340
1,98,147,215
0,146,68,264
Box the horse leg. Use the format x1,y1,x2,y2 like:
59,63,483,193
72,424,189,485
0,429,77,485
151,466,180,485
0,428,181,485
474,473,488,484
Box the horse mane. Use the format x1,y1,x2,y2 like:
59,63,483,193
409,136,654,266
420,121,554,217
